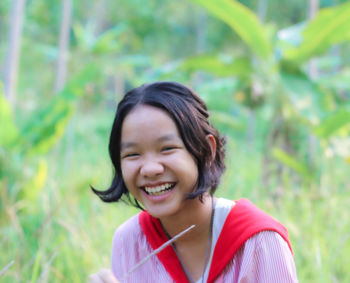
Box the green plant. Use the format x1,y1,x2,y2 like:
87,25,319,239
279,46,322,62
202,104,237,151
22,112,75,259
174,0,350,184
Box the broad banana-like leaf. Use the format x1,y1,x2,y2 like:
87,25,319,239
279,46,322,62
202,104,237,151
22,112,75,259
280,71,330,120
272,148,313,180
179,54,252,78
19,101,73,155
19,65,98,155
284,2,350,64
313,109,350,139
189,0,272,59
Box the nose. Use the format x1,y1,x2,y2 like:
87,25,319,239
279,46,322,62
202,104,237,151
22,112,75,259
140,158,164,178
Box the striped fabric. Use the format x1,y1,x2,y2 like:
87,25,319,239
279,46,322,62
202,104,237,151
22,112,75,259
111,200,298,283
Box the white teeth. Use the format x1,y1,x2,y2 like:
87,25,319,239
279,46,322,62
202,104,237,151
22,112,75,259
144,183,173,195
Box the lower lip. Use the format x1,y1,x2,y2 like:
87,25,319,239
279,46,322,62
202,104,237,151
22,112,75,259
142,186,176,202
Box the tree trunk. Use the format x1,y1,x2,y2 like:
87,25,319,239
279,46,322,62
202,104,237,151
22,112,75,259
193,9,207,87
308,0,319,79
195,9,207,54
250,0,268,146
54,0,72,93
308,0,319,161
113,73,125,103
92,0,107,36
258,0,268,23
3,0,26,107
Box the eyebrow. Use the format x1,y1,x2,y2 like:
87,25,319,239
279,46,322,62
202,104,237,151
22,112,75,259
120,134,181,151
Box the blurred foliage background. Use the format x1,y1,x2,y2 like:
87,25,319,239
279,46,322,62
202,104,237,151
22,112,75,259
1,0,350,282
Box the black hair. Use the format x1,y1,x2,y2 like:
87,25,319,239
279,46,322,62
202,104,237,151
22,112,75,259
91,81,226,208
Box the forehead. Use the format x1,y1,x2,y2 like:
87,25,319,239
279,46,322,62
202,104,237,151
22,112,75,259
121,105,181,143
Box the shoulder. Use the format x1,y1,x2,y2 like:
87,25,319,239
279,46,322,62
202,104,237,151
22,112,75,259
227,198,292,254
112,213,141,247
244,230,292,257
111,213,148,278
235,231,298,282
111,213,145,262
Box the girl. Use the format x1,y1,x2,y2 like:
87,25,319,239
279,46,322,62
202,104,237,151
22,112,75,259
89,82,298,283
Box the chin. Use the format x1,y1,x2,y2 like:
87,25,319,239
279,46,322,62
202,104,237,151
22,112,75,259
144,201,182,220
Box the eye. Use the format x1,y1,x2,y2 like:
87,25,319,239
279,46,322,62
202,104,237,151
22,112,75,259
121,152,139,159
161,146,178,152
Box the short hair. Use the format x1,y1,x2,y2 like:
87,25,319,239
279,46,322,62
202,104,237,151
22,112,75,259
92,81,226,209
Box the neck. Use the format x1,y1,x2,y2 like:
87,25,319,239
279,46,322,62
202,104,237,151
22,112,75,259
159,194,213,244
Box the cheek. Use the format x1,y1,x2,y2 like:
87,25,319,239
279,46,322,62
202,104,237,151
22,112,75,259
174,154,198,183
120,162,132,185
121,161,139,187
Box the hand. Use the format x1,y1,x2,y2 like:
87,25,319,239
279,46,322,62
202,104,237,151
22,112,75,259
88,269,120,283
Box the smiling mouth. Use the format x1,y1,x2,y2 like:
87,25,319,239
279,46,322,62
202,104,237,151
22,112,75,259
143,183,176,196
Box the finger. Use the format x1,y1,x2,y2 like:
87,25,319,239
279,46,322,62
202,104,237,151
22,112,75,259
88,273,104,283
97,269,119,283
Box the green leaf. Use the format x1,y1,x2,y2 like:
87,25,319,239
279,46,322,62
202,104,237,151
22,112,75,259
60,64,101,99
272,148,313,180
197,78,240,112
72,23,95,50
210,110,244,130
315,68,350,93
179,55,252,78
22,102,73,155
30,250,42,283
21,159,48,207
284,2,350,63
313,109,350,139
17,64,99,155
280,71,328,121
0,83,19,148
189,0,271,58
92,24,127,54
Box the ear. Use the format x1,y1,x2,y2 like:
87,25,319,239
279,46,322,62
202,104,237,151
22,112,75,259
206,134,217,162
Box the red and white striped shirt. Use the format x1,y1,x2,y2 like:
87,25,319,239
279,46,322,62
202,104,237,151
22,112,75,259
111,198,298,282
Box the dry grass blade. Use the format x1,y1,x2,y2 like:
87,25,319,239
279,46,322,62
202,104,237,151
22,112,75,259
36,251,57,283
0,260,15,277
121,224,195,281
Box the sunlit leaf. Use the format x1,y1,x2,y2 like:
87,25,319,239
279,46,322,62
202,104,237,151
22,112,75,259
189,0,272,58
272,148,313,180
179,55,252,78
313,109,350,139
284,2,350,63
0,84,19,148
26,104,73,155
22,159,48,205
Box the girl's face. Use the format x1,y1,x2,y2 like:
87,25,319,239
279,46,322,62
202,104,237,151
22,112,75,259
120,105,198,219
